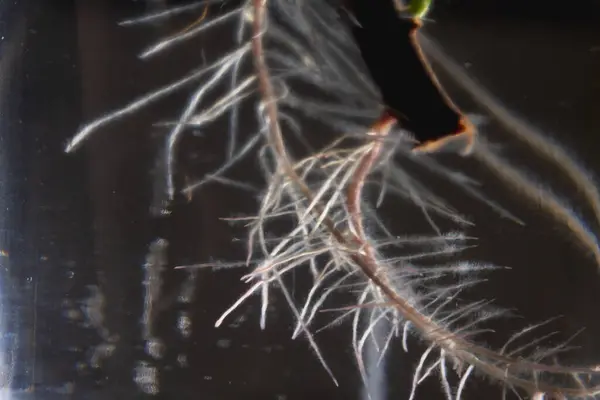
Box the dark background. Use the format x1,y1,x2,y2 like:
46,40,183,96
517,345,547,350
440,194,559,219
0,0,599,399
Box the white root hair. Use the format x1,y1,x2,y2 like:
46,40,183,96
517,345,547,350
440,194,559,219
67,1,600,398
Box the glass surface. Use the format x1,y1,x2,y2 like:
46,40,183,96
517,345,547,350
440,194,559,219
1,0,599,399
